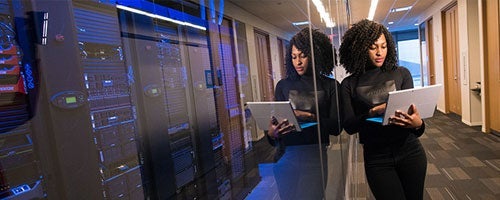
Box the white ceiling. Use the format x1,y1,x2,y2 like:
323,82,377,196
226,0,437,37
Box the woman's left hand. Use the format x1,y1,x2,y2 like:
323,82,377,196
388,104,423,129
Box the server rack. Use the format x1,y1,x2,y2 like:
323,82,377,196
73,2,144,199
15,0,260,199
0,0,44,199
183,23,238,200
118,11,178,200
32,0,144,199
206,18,249,199
118,1,225,198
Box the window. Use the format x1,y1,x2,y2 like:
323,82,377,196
393,30,421,87
397,39,421,86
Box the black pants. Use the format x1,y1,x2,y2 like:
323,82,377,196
363,135,427,200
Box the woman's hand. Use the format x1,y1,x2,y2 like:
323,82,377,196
369,103,387,117
267,116,296,139
294,110,316,121
388,104,423,129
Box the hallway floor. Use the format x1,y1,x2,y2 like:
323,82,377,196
419,112,500,199
245,112,500,199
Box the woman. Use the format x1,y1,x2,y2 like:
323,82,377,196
267,27,341,148
339,19,427,200
266,28,341,199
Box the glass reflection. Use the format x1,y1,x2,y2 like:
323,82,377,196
0,0,351,199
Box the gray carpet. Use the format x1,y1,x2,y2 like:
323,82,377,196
420,112,500,200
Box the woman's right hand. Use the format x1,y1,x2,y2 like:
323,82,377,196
369,103,387,117
267,116,296,139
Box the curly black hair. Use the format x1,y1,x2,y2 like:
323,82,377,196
339,19,397,77
285,28,334,80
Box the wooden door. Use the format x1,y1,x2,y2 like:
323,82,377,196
427,18,436,85
443,4,462,115
485,0,500,132
254,30,274,101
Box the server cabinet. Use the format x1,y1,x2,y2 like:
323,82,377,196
116,0,262,198
117,1,224,198
31,0,144,199
16,0,260,199
118,11,179,199
207,18,247,199
184,25,225,200
0,0,44,199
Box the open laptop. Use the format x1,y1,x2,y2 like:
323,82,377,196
366,84,443,125
246,101,318,132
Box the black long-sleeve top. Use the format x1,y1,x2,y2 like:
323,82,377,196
340,66,425,146
271,74,341,146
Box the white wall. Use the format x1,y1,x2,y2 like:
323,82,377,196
457,0,483,126
458,0,472,124
465,0,482,126
477,0,487,132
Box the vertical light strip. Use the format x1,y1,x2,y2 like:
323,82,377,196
367,0,378,20
209,0,216,23
218,0,224,25
199,0,206,20
42,12,49,45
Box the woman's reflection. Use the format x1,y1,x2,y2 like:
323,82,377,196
265,28,341,199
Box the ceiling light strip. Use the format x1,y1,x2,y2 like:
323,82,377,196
367,0,378,20
116,4,206,30
312,0,335,27
390,6,413,13
292,21,310,26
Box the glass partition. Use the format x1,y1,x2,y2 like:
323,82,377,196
0,0,364,199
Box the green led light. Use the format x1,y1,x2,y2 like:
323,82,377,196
65,96,77,104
